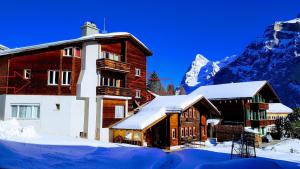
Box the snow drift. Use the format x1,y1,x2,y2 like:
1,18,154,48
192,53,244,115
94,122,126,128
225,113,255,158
0,119,38,140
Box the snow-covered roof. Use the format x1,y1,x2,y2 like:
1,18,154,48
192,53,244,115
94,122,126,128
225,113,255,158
191,81,268,100
0,32,152,56
267,103,293,114
112,94,219,130
0,44,9,50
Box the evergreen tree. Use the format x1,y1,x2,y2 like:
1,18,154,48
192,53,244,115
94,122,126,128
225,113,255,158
166,84,175,95
284,108,300,138
272,118,284,139
178,86,186,95
147,71,165,95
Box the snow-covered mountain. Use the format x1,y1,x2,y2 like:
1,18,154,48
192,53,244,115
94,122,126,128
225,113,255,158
181,15,300,108
181,54,237,93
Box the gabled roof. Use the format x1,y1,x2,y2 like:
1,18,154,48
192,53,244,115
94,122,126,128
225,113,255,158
191,81,277,100
112,94,219,130
267,103,293,114
0,32,152,56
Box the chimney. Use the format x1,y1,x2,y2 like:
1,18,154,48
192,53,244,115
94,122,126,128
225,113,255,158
81,22,99,36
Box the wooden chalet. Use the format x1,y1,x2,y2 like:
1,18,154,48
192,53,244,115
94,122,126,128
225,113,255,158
0,22,153,140
192,81,281,135
111,94,220,149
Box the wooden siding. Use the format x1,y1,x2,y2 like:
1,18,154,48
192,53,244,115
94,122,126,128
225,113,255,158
102,99,126,128
126,41,147,110
179,106,201,143
169,113,179,146
0,56,9,94
5,48,81,95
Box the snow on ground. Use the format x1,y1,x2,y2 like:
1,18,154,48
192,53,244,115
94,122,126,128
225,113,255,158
0,120,300,169
0,119,37,140
199,139,300,164
0,119,135,148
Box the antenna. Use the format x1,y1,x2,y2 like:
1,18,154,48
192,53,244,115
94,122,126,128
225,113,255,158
102,17,108,34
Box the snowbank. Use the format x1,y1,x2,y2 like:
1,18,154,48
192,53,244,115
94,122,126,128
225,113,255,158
0,119,37,140
263,139,300,154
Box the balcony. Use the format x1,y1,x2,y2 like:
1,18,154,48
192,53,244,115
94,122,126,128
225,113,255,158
249,102,269,110
97,59,130,73
246,120,275,127
97,86,131,97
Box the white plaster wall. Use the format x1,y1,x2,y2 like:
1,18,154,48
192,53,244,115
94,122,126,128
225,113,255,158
3,95,84,137
76,41,98,140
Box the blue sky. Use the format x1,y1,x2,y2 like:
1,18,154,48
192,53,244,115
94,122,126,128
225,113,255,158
0,0,299,86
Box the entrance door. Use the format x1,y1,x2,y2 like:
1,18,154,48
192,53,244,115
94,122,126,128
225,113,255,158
200,126,207,141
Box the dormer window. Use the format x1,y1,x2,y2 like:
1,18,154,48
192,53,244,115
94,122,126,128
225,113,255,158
63,47,73,57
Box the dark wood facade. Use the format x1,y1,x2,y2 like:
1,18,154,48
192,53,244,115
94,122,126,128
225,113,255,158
0,47,81,95
210,83,280,135
112,98,218,149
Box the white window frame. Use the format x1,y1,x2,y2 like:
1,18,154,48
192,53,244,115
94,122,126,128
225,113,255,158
48,70,59,85
62,71,71,86
181,128,184,138
135,89,141,98
24,69,31,79
135,68,141,77
63,47,73,57
115,105,125,118
11,104,40,120
172,128,176,139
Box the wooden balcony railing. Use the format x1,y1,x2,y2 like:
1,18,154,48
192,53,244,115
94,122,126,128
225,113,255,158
97,86,131,97
249,103,269,110
97,59,130,73
246,120,275,127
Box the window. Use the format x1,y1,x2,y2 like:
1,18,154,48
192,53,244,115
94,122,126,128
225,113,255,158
193,127,196,136
135,68,141,77
62,71,71,85
48,70,59,85
100,51,120,61
189,127,192,136
133,132,142,141
172,128,176,139
125,131,132,140
11,104,40,119
181,128,184,138
63,47,73,57
185,128,188,137
115,105,125,118
135,90,141,98
24,69,31,79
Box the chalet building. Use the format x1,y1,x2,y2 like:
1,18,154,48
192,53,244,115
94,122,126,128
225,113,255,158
111,94,220,149
0,22,152,141
191,81,281,135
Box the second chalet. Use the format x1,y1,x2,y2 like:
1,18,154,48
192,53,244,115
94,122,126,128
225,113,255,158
111,94,220,149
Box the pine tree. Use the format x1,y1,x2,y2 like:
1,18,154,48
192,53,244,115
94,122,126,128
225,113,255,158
166,84,175,95
178,86,186,95
147,71,165,95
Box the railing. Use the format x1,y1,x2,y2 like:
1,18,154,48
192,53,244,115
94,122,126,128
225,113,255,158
97,86,131,97
97,59,130,73
246,120,275,127
248,102,269,110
